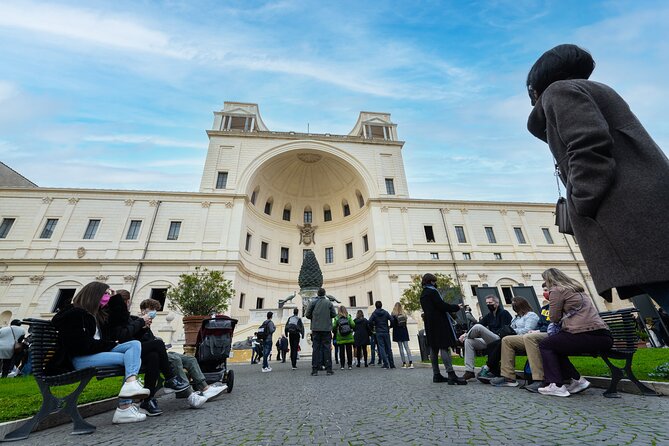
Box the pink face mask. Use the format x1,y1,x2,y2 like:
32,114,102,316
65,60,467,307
100,293,111,307
543,291,550,300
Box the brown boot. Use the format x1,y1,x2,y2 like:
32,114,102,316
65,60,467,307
462,371,476,381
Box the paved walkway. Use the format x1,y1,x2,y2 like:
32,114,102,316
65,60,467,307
12,359,669,445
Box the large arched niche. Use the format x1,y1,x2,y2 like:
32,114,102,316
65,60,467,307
238,141,375,209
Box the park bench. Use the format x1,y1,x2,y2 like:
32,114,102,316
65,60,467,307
3,318,127,442
518,308,661,398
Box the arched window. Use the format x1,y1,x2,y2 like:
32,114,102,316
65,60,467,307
264,197,273,215
356,190,365,208
342,199,350,217
323,204,332,222
304,206,312,224
250,186,259,205
283,204,291,221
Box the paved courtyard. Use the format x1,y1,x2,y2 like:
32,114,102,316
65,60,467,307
12,358,669,446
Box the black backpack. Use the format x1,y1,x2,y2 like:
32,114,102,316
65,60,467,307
338,316,352,336
257,320,271,340
396,314,407,327
286,316,299,334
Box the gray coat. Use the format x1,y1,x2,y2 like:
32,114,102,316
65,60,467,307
305,296,336,332
528,79,669,300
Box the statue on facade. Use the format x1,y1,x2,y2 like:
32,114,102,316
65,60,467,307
298,223,317,245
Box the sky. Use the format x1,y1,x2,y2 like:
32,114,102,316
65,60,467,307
1,0,667,203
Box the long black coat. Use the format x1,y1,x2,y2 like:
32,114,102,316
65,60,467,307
528,79,669,300
353,317,370,347
420,286,460,349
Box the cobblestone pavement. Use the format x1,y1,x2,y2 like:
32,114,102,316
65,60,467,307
12,358,669,446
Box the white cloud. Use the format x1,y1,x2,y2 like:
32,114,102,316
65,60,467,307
84,134,204,150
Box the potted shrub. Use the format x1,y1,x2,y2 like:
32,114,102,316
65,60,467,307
167,267,234,347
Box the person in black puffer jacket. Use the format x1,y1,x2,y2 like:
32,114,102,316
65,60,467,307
352,310,370,367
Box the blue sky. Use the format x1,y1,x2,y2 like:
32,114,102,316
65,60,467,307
1,0,667,202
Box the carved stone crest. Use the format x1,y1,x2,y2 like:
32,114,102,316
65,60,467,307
96,275,109,282
0,275,14,283
68,197,80,205
30,275,44,283
201,201,211,208
225,201,234,208
298,223,317,245
522,273,532,281
77,247,86,258
478,273,488,281
124,199,135,206
42,197,53,204
124,275,137,283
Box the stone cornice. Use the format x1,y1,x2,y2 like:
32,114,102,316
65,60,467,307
205,130,405,148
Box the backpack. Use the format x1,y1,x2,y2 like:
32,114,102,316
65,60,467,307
286,316,299,334
337,316,352,336
396,314,407,327
257,320,271,340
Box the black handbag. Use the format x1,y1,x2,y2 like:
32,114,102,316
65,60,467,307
553,161,574,235
497,325,516,338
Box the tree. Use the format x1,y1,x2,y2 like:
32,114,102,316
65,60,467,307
167,267,234,316
400,273,462,313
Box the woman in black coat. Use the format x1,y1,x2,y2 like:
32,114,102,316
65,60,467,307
527,44,669,313
419,273,466,385
352,310,370,367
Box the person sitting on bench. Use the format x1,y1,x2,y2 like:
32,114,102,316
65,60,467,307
51,281,150,424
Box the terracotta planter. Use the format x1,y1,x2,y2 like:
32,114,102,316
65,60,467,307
183,315,208,347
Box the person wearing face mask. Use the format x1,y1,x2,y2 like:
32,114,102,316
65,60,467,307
459,295,512,381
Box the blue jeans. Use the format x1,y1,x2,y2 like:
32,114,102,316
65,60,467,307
71,340,141,380
639,281,669,314
262,339,273,369
376,333,394,368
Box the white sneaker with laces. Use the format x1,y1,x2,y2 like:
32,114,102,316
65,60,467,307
119,380,151,399
538,383,570,397
188,391,208,409
261,367,271,373
202,383,226,401
112,405,147,424
566,377,590,394
408,363,414,369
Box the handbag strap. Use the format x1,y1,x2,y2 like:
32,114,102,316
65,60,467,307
554,160,564,199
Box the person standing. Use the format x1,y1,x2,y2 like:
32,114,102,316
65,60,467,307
305,288,337,376
332,306,355,370
368,301,395,369
526,44,669,314
391,302,413,369
420,273,467,385
369,324,379,366
353,310,370,367
259,312,276,373
278,335,289,363
0,320,26,378
285,308,305,370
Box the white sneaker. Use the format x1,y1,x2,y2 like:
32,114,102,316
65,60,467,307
261,367,271,373
187,391,208,409
538,383,570,397
119,380,150,399
408,363,414,369
112,405,147,424
566,377,590,394
202,383,226,401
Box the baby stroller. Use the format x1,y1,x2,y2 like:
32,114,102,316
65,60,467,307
194,315,237,393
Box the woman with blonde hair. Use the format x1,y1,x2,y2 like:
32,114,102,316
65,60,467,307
391,302,413,369
537,268,612,397
332,305,355,370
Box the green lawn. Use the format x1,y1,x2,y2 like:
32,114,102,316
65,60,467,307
444,347,669,382
0,376,123,423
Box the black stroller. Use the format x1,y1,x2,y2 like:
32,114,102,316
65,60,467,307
194,315,237,392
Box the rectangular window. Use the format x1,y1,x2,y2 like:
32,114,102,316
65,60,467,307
40,218,58,239
470,285,478,297
239,293,245,309
260,241,268,259
343,203,351,217
280,247,289,264
126,220,142,240
167,221,181,240
364,124,392,140
345,242,353,260
362,234,369,252
542,228,554,244
514,227,526,244
501,286,513,305
324,209,332,222
485,226,497,243
424,225,435,243
325,247,334,264
245,233,252,251
454,225,466,243
431,252,439,260
256,297,264,309
150,288,168,309
83,219,100,240
349,296,357,307
304,210,312,224
264,201,272,215
0,218,16,239
283,208,291,221
385,178,395,195
463,252,471,260
52,288,76,312
367,291,374,306
216,171,228,189
494,252,503,260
